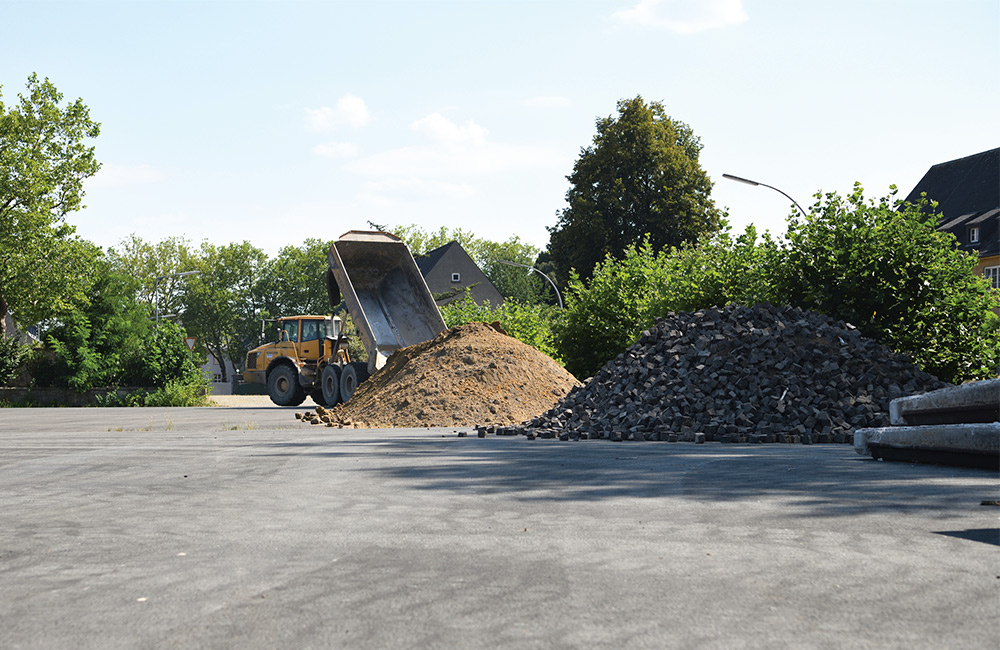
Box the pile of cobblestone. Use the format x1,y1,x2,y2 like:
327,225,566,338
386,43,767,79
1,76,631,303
495,304,946,443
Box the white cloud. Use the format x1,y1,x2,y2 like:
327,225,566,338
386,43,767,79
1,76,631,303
410,112,488,148
89,163,166,188
613,0,748,34
305,94,371,132
360,178,476,200
312,141,359,158
340,112,562,204
522,95,572,108
344,112,560,179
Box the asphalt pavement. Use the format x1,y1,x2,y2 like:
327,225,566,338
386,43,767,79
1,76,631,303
0,406,997,649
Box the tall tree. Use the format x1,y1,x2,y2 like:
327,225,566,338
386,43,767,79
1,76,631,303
0,74,101,335
107,234,193,318
180,241,268,382
546,95,721,284
256,238,335,318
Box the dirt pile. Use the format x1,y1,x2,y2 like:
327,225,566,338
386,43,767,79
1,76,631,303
301,322,580,428
501,304,947,443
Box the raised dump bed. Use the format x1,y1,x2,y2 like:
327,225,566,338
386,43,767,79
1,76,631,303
327,231,447,374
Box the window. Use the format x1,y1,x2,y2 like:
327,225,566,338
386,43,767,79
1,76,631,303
969,226,980,244
985,266,1000,290
451,272,461,283
282,320,298,342
301,319,319,342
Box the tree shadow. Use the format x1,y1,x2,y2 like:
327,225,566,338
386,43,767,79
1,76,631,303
256,434,1000,518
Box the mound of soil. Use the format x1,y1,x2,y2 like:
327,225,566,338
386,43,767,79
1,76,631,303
504,304,947,443
312,322,580,428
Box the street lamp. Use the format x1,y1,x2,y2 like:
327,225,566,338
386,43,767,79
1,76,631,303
154,270,201,325
497,260,563,310
722,173,809,219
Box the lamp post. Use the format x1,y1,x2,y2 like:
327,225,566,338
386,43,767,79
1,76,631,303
498,260,563,310
722,173,809,219
154,270,201,325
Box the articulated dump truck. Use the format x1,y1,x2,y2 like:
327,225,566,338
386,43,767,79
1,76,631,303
243,231,447,407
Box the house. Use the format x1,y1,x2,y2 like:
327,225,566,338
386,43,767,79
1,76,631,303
903,147,999,289
415,241,504,307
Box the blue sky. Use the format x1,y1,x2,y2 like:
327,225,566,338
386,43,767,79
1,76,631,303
3,0,998,256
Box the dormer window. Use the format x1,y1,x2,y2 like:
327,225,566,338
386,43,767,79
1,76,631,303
969,226,980,244
451,272,461,283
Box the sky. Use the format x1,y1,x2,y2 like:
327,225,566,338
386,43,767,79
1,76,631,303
3,0,998,258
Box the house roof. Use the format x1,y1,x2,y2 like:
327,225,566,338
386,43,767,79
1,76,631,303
904,148,1000,258
414,241,456,276
904,147,999,217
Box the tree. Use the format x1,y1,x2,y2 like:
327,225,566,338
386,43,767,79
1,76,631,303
0,74,101,335
36,253,205,392
546,95,721,285
256,238,335,319
180,241,269,382
107,234,193,318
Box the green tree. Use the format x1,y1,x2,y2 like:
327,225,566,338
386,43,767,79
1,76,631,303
38,254,203,392
107,234,193,318
546,95,722,285
0,74,101,335
181,241,269,381
256,238,335,319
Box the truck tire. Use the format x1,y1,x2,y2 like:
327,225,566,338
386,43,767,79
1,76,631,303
320,364,341,406
268,364,306,406
340,362,370,402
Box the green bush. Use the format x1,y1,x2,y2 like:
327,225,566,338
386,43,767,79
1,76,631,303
773,186,999,383
0,334,31,386
553,187,1000,383
144,377,211,407
440,292,563,363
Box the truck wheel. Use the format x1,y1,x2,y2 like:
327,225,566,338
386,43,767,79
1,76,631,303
340,362,370,402
268,364,306,406
320,364,341,406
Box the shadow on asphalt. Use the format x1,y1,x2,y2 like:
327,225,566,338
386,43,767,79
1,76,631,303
256,436,999,517
933,528,1000,546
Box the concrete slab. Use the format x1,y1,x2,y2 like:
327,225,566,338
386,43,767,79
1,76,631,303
890,378,1000,425
856,423,1000,469
0,407,997,650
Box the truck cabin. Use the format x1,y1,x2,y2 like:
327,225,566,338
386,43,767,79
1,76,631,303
276,316,342,344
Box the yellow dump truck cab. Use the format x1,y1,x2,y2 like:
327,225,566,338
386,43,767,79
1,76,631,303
244,315,363,407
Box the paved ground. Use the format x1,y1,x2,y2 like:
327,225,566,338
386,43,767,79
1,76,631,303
1,407,997,649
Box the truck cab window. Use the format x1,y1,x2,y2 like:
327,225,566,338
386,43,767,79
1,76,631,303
301,320,319,342
283,320,299,342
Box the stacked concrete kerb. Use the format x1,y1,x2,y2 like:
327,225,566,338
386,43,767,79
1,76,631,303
505,304,947,444
856,378,1000,468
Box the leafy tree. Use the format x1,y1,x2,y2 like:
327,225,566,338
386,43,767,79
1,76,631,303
256,238,334,318
107,234,193,318
181,241,269,381
772,185,999,383
37,255,204,392
546,95,722,285
0,74,101,335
